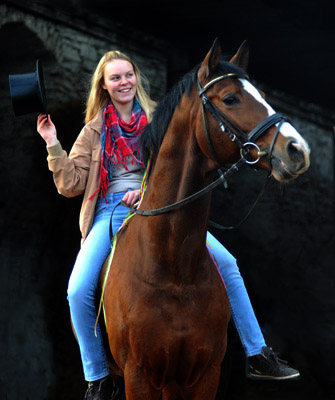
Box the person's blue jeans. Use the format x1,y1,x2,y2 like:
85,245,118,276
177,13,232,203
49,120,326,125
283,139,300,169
206,232,266,356
68,192,265,381
67,192,128,381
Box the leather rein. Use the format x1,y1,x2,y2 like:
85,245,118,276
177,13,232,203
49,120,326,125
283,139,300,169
121,72,289,227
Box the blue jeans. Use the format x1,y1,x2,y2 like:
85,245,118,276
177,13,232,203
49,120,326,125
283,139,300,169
68,192,128,381
68,192,265,381
206,232,266,356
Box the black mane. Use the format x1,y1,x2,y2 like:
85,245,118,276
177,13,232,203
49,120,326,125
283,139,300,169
141,59,248,165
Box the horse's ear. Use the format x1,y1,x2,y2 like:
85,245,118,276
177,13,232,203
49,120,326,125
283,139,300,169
259,89,266,99
229,40,249,71
198,38,221,83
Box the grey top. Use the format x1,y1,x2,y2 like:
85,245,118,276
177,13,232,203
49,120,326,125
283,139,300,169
107,156,143,194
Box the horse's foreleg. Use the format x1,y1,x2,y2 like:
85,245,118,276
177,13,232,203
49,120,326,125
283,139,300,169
124,362,161,400
180,364,221,400
161,382,181,400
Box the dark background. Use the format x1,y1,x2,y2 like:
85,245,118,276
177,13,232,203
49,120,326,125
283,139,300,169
1,1,335,399
114,0,335,110
86,0,335,110
4,0,335,109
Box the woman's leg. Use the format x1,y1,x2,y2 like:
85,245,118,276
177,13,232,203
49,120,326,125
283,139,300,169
68,192,129,381
206,231,266,357
206,232,300,380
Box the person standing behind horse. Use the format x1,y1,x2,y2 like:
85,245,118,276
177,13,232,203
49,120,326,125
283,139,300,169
37,50,300,400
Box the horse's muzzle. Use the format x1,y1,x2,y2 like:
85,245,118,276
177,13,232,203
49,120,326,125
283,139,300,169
271,139,310,182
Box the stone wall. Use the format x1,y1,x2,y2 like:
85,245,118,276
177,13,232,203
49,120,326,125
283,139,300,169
0,3,167,399
0,2,334,400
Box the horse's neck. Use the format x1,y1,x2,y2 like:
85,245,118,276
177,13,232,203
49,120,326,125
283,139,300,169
139,122,214,276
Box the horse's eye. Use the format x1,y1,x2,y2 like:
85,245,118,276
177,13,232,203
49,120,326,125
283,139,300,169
222,94,239,106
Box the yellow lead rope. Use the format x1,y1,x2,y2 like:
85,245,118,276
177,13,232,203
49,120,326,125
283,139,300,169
94,233,117,336
94,154,153,336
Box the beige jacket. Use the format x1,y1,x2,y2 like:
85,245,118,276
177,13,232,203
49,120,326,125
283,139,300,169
47,111,103,244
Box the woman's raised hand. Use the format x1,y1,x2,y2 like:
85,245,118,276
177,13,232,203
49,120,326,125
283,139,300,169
37,114,58,147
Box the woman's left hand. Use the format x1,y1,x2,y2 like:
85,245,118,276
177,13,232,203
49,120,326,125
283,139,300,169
122,189,140,207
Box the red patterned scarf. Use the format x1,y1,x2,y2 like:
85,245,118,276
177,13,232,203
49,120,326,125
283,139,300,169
93,99,147,201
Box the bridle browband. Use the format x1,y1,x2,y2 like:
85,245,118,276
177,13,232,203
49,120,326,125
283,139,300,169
120,71,289,225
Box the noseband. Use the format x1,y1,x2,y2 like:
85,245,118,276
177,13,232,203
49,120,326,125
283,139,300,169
197,73,289,166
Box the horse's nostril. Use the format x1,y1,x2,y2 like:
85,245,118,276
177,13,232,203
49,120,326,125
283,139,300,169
287,141,304,161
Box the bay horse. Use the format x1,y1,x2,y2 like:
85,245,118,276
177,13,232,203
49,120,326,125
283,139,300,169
101,39,310,399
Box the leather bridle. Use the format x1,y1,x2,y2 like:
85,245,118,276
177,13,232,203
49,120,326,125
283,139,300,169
120,72,290,225
197,73,289,166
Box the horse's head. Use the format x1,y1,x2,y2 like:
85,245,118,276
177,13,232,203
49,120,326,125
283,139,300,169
196,39,310,182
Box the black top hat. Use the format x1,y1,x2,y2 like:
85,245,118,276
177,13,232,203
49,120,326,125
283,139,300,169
9,59,48,117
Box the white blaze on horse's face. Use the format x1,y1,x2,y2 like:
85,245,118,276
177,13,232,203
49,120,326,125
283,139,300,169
239,79,310,180
240,79,310,153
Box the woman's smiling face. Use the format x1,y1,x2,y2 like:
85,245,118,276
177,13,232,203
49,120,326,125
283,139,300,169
102,59,137,108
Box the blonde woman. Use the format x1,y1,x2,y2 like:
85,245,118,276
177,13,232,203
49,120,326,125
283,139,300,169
37,51,155,399
37,50,299,400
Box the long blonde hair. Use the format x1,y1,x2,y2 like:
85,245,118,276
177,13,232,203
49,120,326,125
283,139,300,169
85,51,156,124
